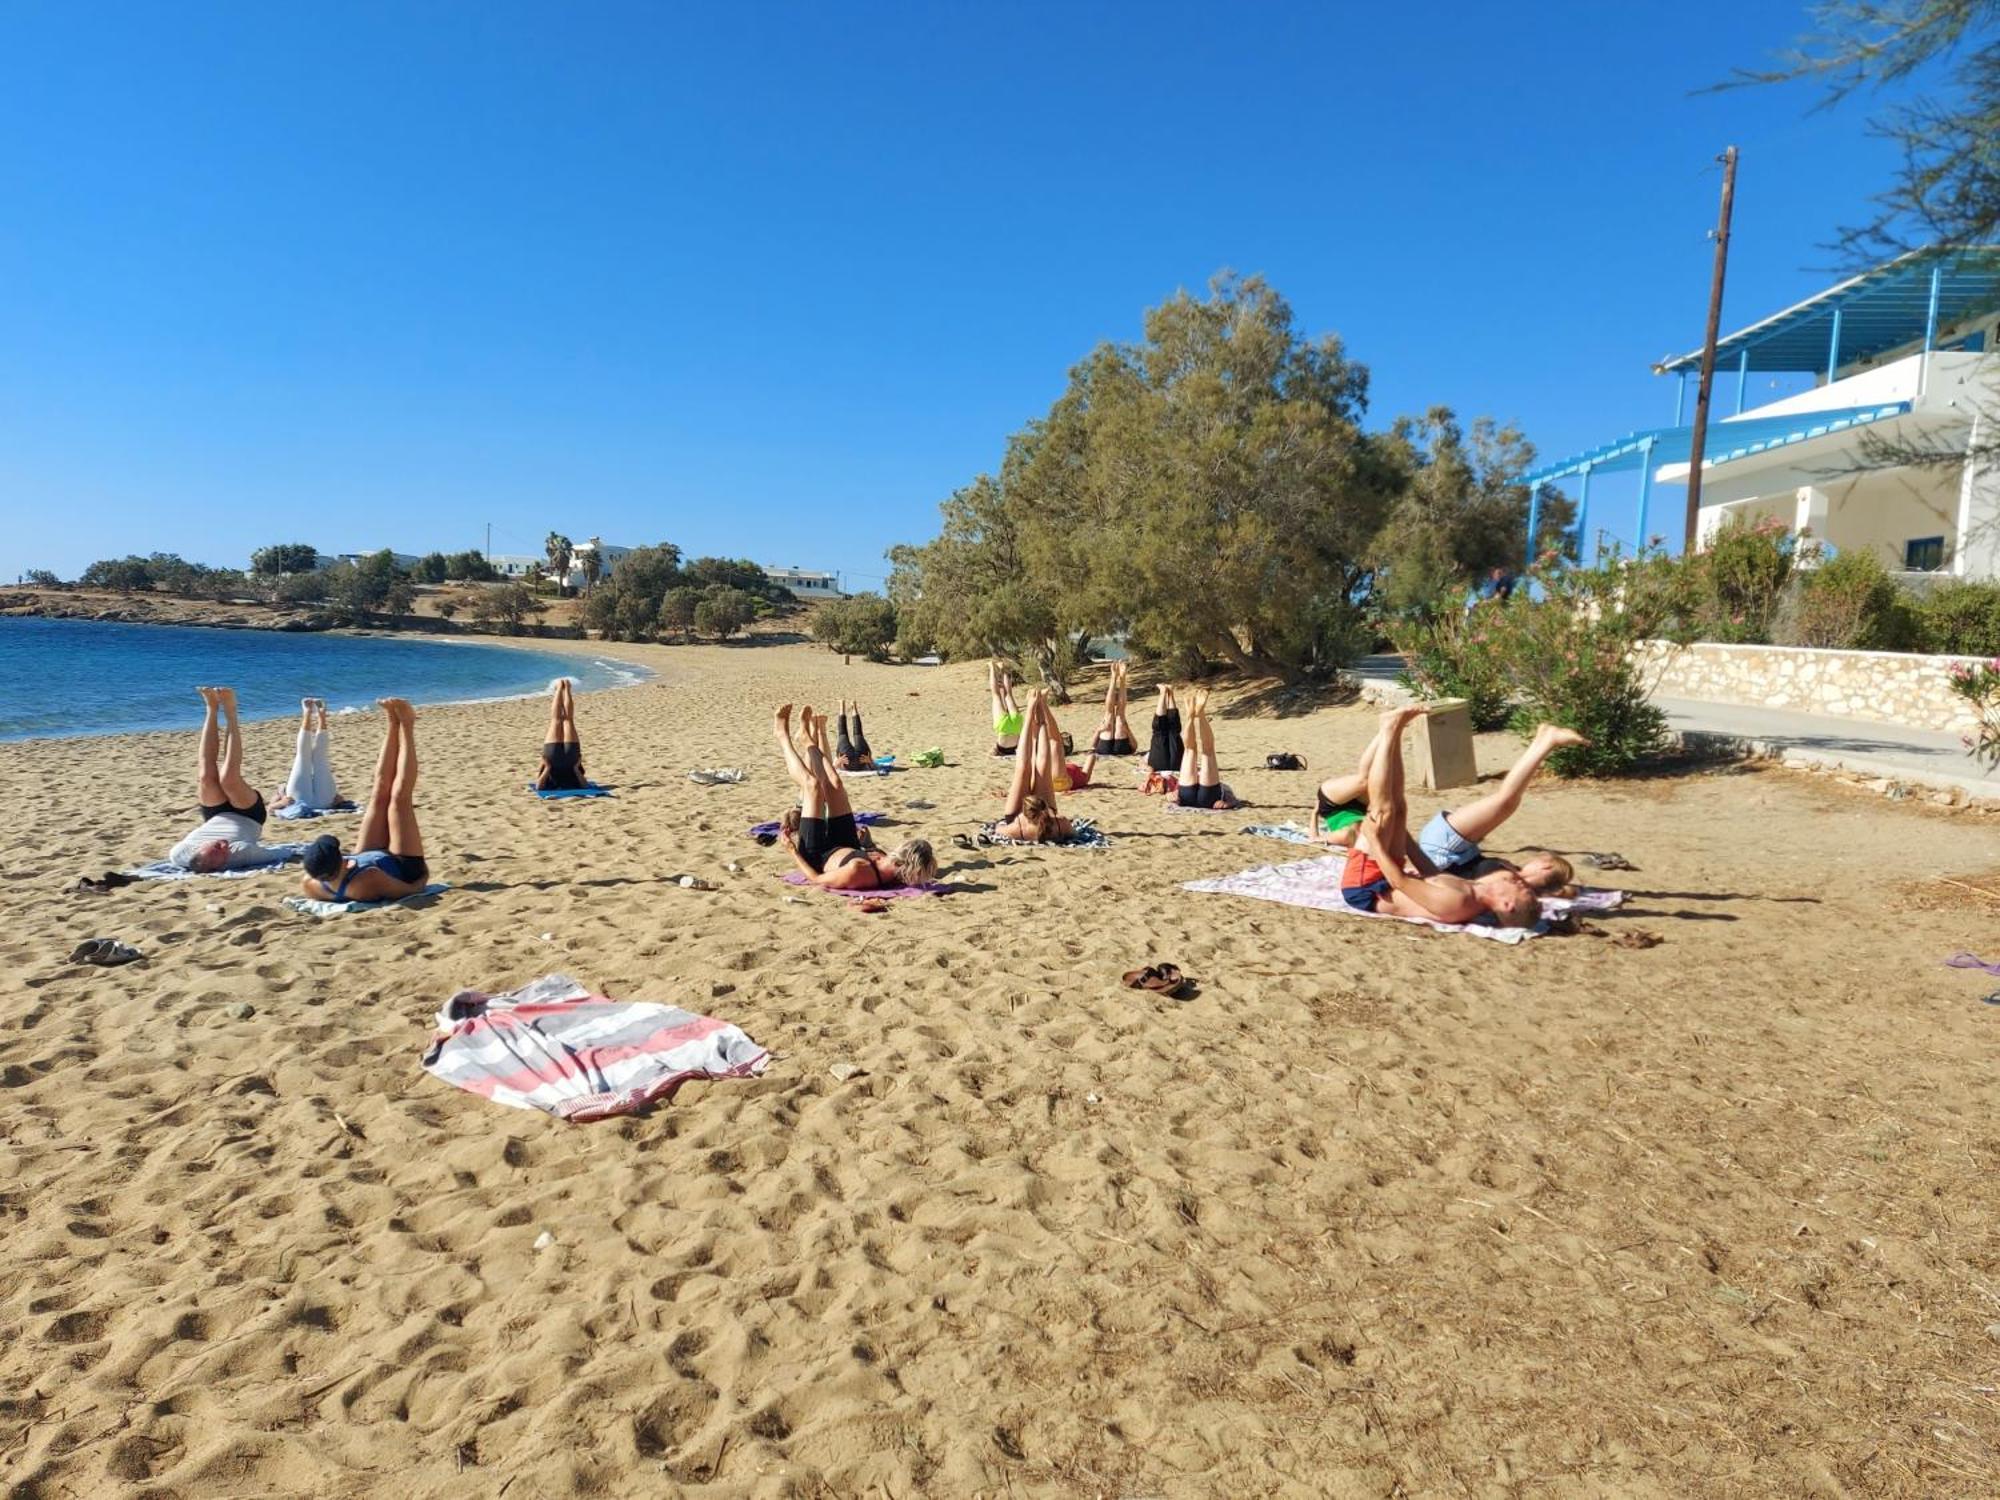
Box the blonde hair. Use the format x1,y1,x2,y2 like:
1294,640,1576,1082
1524,853,1574,894
890,839,938,887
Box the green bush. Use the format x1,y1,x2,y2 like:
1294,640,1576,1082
1780,549,1915,650
1915,579,2000,657
1389,608,1511,729
811,593,899,660
1693,516,1798,642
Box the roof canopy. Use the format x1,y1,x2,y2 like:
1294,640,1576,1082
1521,401,1911,486
1653,246,2000,376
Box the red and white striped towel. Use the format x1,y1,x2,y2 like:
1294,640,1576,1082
423,974,769,1122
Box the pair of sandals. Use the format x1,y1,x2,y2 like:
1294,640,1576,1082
75,871,138,895
69,939,142,967
1121,963,1189,999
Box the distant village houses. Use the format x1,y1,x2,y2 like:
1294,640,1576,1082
761,565,843,599
488,537,634,590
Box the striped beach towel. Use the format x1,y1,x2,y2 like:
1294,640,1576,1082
422,973,769,1122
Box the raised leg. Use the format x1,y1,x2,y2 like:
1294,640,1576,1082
543,682,567,747
1444,723,1589,844
385,700,424,858
773,705,814,793
1000,699,1042,818
1361,707,1425,863
1032,693,1063,800
358,701,402,851
215,688,257,807
194,687,225,806
1196,695,1221,788
309,725,335,808
1176,688,1199,784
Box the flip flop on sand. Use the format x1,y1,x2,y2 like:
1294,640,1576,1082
68,938,142,966
1120,963,1188,997
1584,852,1636,871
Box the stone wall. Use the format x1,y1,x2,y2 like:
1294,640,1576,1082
1635,640,1984,733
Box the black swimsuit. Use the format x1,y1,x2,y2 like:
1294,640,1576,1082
796,812,864,874
199,793,267,827
541,741,586,791
1095,734,1135,756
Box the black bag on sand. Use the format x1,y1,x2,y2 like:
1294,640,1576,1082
1264,753,1307,771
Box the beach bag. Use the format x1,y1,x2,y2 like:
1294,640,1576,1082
1264,753,1308,771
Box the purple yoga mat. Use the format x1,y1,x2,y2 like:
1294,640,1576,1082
782,873,947,900
749,811,886,839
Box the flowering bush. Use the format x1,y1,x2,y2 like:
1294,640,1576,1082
1389,607,1512,729
1948,658,2000,769
1779,549,1915,651
1695,516,1801,643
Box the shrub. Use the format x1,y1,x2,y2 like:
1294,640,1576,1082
1779,550,1915,650
1389,608,1512,730
1480,559,1670,777
811,594,898,659
693,586,756,641
1693,516,1798,642
1948,658,2000,769
657,586,702,643
250,543,319,576
272,571,331,605
471,583,544,633
23,569,63,588
1915,579,2000,658
79,555,156,591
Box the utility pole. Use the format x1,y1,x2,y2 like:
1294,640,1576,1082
1683,145,1738,552
484,522,491,559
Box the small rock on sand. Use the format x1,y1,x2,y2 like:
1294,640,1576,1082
225,1002,256,1020
533,1230,555,1251
829,1062,862,1082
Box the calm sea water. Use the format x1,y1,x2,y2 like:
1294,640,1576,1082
0,617,646,741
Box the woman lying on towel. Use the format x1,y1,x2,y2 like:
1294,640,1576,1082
775,705,937,890
169,686,280,872
834,700,875,772
1146,683,1184,774
273,697,339,813
1340,707,1540,929
1091,660,1137,756
1311,717,1580,896
989,660,1025,756
1164,689,1240,810
535,678,589,792
301,699,431,902
992,690,1076,842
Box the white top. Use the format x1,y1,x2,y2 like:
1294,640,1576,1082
169,811,273,870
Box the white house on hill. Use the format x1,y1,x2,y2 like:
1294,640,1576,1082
762,565,843,599
1526,246,2000,581
488,537,633,589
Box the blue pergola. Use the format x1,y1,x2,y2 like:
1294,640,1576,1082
1524,245,2000,565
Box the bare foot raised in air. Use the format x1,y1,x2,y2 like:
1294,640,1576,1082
1533,723,1591,751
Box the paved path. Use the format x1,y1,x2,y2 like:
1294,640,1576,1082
1349,655,1999,803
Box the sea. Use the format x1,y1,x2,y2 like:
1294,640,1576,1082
0,617,647,742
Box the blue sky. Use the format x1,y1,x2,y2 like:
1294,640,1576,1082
0,2,1905,584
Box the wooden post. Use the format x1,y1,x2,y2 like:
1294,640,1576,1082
1414,698,1478,792
1684,145,1738,551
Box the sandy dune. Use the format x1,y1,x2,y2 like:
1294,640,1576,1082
3,641,1997,1498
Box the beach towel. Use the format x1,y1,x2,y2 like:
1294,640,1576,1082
978,817,1112,849
688,768,746,785
1241,822,1318,845
1184,855,1624,944
126,845,309,880
422,972,769,1122
272,800,357,822
1165,799,1249,815
283,882,450,917
529,782,613,799
748,811,886,840
781,873,948,900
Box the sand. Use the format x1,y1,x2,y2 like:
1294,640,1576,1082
3,641,1998,1498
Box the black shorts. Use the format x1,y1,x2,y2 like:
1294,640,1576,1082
200,794,266,827
795,812,860,873
992,743,1017,757
381,852,430,887
1177,782,1220,809
1094,735,1135,756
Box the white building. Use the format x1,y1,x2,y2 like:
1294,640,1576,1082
762,565,844,599
1527,246,2000,581
488,538,634,589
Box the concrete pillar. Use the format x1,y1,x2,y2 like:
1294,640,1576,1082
1795,486,1830,561
1954,414,2000,579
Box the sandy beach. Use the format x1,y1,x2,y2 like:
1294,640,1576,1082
3,640,1998,1498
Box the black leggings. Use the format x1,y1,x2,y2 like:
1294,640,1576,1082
1147,711,1183,774
797,811,861,873
541,740,586,790
837,712,872,764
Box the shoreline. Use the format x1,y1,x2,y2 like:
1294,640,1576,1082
0,584,588,641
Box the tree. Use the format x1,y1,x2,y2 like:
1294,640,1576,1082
545,533,574,592
693,585,755,640
686,556,785,600
581,543,687,638
657,585,703,642
23,568,62,588
472,583,545,634
811,593,898,659
413,552,449,584
580,547,603,592
79,556,156,591
250,543,320,576
323,550,414,622
444,551,497,582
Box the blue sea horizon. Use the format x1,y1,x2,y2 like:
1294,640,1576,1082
0,617,646,742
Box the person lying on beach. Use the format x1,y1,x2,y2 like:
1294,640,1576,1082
992,690,1075,842
1146,683,1184,774
168,686,281,872
1309,717,1581,895
1091,661,1137,756
535,678,589,792
301,699,432,902
834,700,875,771
1340,707,1539,928
990,660,1024,757
1167,689,1239,810
775,704,937,890
273,698,338,813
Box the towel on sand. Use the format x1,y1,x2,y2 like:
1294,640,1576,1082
1240,822,1317,844
529,782,613,799
749,811,886,840
1184,855,1625,944
422,972,769,1122
126,845,309,880
978,817,1111,849
283,882,450,917
272,800,357,822
782,873,948,900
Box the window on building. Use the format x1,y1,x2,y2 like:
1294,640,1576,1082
1904,536,1945,572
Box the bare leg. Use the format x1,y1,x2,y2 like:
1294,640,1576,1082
1094,668,1119,745
1316,719,1391,810
385,700,424,858
1113,662,1134,742
1361,707,1426,863
359,701,402,851
1444,723,1590,843
1034,694,1063,798
193,687,225,806
1196,694,1221,789
1000,708,1039,818
1176,688,1199,784
215,688,257,807
543,682,567,747
800,708,835,819
773,705,814,794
